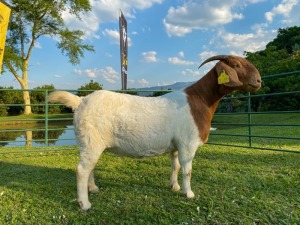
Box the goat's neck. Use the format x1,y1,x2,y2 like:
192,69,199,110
186,69,227,112
184,69,231,142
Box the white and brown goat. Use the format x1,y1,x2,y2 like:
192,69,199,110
48,55,261,210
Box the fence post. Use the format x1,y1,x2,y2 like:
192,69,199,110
45,90,49,146
247,92,252,147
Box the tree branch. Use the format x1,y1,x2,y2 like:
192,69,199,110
5,60,23,84
16,13,26,60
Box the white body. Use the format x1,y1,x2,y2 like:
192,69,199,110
74,90,202,158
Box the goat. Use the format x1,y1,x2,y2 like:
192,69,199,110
48,55,261,210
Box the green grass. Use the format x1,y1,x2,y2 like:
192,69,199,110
1,145,300,224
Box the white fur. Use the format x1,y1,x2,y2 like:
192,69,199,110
49,90,202,210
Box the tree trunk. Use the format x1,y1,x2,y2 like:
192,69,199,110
25,130,33,147
21,62,32,115
22,90,32,115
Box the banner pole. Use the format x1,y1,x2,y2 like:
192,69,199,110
119,10,128,90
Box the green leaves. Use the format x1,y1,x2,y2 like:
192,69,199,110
77,80,103,97
4,0,94,71
57,29,94,65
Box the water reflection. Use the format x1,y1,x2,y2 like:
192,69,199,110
0,121,77,147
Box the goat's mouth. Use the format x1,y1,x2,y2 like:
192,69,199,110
247,83,261,91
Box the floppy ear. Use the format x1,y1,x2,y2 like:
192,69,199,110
215,61,243,87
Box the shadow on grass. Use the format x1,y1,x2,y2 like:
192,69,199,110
0,161,79,210
1,148,300,224
0,156,173,210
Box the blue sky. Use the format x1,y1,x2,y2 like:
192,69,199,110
1,0,300,90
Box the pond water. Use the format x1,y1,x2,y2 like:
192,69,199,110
0,122,77,147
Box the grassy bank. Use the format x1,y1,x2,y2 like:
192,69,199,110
1,145,299,224
0,114,73,125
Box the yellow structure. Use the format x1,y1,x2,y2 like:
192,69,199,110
0,1,11,73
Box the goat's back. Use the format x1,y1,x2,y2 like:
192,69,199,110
73,90,200,157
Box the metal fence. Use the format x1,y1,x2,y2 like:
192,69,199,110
209,71,300,153
0,71,299,153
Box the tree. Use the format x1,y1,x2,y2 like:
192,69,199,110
77,80,102,97
31,84,63,114
244,26,300,111
0,86,23,115
266,26,300,53
3,0,94,115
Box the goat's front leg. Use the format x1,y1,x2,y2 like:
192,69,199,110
178,148,196,198
181,159,194,198
169,151,181,192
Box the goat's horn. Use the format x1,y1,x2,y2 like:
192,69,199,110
198,55,230,69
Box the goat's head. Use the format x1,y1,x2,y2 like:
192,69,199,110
199,55,261,92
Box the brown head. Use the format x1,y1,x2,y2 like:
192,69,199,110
199,55,261,92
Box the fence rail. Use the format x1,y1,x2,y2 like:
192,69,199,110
0,71,299,153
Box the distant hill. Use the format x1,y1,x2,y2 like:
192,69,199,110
131,81,195,96
137,81,195,91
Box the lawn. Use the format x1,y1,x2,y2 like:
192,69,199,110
1,145,299,224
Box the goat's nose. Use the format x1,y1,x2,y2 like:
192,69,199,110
257,78,262,83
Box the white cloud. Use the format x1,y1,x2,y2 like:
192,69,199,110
62,8,100,39
181,69,200,76
102,29,120,45
142,51,158,62
247,0,267,4
102,29,132,46
138,78,149,86
178,51,185,58
265,0,299,23
212,28,277,55
74,67,120,83
197,51,218,68
74,68,98,78
34,41,42,49
163,0,244,37
100,67,120,84
199,51,217,61
283,1,300,25
246,0,267,3
62,0,163,39
168,57,196,65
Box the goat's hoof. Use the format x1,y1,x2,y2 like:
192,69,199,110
185,190,195,198
170,183,181,192
78,200,92,211
89,185,100,193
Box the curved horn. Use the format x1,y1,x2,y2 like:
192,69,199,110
198,55,230,69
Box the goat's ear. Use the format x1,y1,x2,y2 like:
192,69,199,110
215,62,243,87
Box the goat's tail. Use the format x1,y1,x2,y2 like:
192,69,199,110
48,91,82,111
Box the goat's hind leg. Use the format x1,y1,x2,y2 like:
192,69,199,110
88,169,100,193
77,147,103,211
169,150,181,192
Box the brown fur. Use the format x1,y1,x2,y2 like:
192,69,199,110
185,56,261,143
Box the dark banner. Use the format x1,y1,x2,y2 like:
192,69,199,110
119,10,128,90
